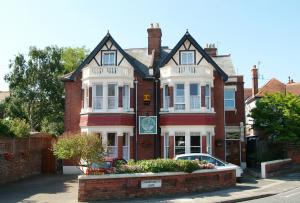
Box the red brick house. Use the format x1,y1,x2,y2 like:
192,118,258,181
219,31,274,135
62,24,246,173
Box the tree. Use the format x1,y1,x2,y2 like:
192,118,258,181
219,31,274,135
3,46,88,136
61,47,88,74
53,133,105,167
249,93,300,142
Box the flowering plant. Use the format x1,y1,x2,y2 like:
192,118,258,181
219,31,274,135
4,152,15,161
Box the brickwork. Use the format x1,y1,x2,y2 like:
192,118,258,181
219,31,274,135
261,158,292,178
78,169,236,202
0,135,55,184
64,74,82,133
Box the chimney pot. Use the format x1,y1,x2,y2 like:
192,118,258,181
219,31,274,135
204,43,217,56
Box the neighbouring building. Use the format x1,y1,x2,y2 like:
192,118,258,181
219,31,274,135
62,24,246,173
245,65,300,167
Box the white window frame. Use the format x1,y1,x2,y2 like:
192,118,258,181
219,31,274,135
190,132,202,153
107,83,118,110
206,132,212,155
122,84,130,111
122,132,130,160
164,132,169,159
83,86,89,110
92,84,103,110
174,83,185,110
205,84,211,110
106,132,118,158
102,51,116,66
174,132,186,156
224,88,236,110
180,51,195,65
190,83,200,110
163,84,169,111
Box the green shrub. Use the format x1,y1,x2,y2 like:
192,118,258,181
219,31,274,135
53,133,105,167
0,119,13,137
116,159,205,174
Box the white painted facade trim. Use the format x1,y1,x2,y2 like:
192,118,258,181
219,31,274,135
81,126,134,136
161,125,215,136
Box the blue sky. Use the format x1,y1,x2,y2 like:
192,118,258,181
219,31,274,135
1,0,300,90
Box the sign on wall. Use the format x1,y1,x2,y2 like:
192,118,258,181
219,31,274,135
139,116,157,134
141,179,162,188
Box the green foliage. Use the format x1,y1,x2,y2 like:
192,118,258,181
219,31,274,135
3,46,87,136
249,93,300,142
9,118,30,138
0,118,30,138
117,159,203,174
53,133,105,167
61,47,88,73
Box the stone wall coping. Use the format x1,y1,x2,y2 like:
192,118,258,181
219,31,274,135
78,166,236,180
261,158,292,166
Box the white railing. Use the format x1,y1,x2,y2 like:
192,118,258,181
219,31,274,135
190,96,200,109
175,96,184,104
82,66,134,79
160,65,213,78
122,146,129,160
93,96,103,110
122,96,130,111
163,96,170,111
108,96,117,109
107,146,118,158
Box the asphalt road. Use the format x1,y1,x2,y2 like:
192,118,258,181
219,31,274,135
243,187,300,203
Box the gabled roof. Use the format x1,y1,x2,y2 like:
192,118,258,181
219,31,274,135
158,31,228,81
286,82,300,96
65,32,149,81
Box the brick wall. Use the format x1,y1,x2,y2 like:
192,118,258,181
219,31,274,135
78,168,236,202
261,158,292,178
0,134,55,184
64,73,82,133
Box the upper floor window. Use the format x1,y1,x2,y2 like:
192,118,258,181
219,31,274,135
122,85,130,111
108,84,117,109
224,88,235,110
205,84,211,109
163,85,169,111
102,51,116,66
180,51,195,65
175,84,185,110
190,83,200,109
93,84,103,110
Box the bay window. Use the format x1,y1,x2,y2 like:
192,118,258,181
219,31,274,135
102,51,116,66
180,51,195,65
175,84,185,110
190,83,200,109
224,88,235,110
123,85,130,110
108,84,117,109
93,84,103,110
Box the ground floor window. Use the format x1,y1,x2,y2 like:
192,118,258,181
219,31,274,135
122,132,129,160
175,132,185,155
107,132,117,158
206,133,212,154
164,132,169,158
190,132,201,153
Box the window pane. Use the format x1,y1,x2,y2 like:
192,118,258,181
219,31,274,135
108,84,116,96
102,52,115,65
95,85,103,96
164,85,169,96
225,100,235,108
190,136,200,146
107,133,116,146
176,84,184,96
224,89,235,99
205,85,210,96
190,84,198,96
181,51,194,65
175,135,185,146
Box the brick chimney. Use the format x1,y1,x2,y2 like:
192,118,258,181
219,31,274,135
251,65,258,96
147,23,162,61
204,43,217,56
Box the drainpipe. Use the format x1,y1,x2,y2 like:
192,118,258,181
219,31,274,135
134,79,138,161
154,79,159,158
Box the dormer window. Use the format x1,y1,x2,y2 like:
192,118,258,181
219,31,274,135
102,51,116,66
180,51,195,65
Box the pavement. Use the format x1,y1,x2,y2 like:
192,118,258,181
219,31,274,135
0,172,300,203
